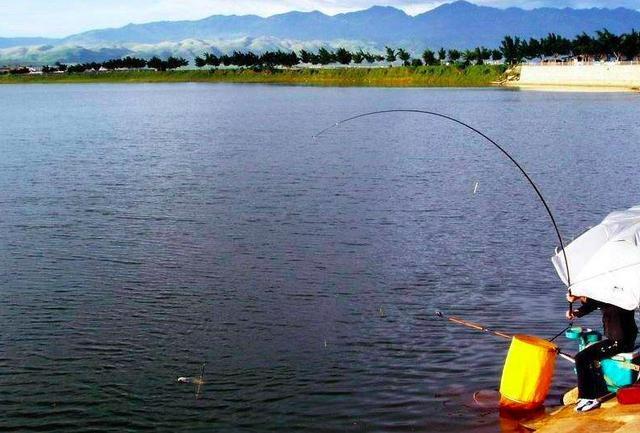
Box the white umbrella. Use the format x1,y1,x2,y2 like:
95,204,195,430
551,205,640,311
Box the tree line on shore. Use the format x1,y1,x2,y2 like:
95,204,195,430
4,28,638,75
500,29,640,64
64,56,188,73
2,56,188,75
193,46,501,69
192,29,640,69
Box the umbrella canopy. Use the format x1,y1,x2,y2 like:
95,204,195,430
551,205,640,311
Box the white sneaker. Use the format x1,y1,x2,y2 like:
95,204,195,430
575,399,589,412
578,399,601,412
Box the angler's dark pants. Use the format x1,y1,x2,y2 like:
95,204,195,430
575,339,625,399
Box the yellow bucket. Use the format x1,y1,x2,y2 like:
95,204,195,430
499,334,557,411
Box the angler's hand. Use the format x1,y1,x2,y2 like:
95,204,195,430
566,293,579,303
565,309,576,321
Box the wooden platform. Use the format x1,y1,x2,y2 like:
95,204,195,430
521,399,640,433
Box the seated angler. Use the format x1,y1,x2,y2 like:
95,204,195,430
566,293,638,412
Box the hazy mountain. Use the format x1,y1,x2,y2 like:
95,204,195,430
2,1,640,64
410,1,640,47
0,38,378,65
0,45,131,65
57,1,640,48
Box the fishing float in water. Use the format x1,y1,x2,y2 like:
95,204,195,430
177,362,206,399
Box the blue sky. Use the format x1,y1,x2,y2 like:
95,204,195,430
2,0,639,37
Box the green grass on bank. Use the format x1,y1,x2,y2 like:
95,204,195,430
0,65,506,87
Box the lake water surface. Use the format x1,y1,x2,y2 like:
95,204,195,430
1,84,639,432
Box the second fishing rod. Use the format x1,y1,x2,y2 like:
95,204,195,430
435,310,576,363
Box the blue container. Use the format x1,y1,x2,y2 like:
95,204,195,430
601,354,639,391
565,326,583,341
565,326,601,351
566,327,639,392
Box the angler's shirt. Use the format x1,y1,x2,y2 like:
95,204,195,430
576,298,638,349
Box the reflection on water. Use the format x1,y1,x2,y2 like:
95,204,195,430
0,84,638,432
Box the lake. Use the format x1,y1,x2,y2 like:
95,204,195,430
1,83,639,432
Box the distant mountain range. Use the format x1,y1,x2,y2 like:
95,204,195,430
2,1,640,65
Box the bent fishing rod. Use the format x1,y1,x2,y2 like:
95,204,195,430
314,109,573,312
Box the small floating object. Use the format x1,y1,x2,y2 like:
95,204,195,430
438,387,501,414
177,362,206,399
473,181,479,195
472,390,501,409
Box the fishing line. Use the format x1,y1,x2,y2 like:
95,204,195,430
314,109,573,312
548,324,573,342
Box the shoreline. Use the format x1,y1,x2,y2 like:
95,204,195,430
502,82,640,93
0,66,503,87
3,65,638,92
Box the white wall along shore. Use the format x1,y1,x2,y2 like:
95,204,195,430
517,62,640,89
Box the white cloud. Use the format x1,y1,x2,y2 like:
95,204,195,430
0,0,638,38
